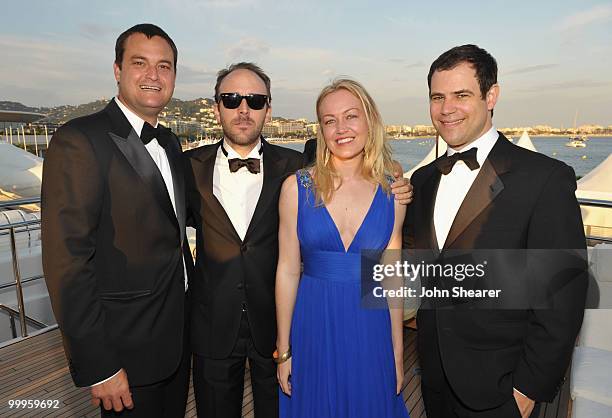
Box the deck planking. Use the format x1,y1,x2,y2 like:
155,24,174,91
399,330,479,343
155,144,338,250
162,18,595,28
0,327,570,417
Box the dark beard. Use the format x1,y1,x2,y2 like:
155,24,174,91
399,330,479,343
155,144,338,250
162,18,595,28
221,118,265,147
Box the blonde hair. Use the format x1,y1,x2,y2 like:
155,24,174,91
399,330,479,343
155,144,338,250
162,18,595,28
313,78,394,204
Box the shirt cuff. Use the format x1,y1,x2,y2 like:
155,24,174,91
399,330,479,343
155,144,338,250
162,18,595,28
513,387,529,399
91,369,121,387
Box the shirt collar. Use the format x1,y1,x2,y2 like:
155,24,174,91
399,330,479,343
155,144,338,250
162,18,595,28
221,138,263,160
446,126,499,166
114,97,158,137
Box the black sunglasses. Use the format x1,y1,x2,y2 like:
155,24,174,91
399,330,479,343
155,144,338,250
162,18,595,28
218,93,269,110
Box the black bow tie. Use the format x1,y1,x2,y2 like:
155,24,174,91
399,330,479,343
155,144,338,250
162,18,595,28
435,147,480,175
140,122,170,148
221,142,262,174
229,158,260,174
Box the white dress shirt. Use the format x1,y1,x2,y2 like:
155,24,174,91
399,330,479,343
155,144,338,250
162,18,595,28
115,99,177,212
433,126,499,249
93,98,188,386
213,140,264,240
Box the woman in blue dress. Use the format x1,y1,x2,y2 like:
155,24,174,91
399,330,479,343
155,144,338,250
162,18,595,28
275,79,409,418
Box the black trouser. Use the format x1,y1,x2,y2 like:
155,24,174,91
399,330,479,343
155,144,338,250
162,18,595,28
193,312,278,418
101,295,191,418
422,380,541,418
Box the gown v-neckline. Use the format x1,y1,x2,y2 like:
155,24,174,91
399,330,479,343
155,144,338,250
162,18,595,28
321,185,380,253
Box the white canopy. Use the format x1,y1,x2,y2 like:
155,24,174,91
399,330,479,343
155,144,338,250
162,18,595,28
404,137,447,178
0,142,43,200
577,153,612,200
515,130,537,152
576,153,612,238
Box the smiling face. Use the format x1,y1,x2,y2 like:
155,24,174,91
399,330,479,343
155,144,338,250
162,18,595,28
429,61,498,150
214,68,271,154
318,88,369,164
113,33,176,125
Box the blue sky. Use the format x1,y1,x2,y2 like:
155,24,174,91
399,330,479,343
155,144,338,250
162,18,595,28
2,0,611,127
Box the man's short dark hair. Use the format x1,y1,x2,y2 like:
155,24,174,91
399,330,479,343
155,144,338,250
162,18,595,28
115,23,178,70
427,44,497,99
214,62,271,103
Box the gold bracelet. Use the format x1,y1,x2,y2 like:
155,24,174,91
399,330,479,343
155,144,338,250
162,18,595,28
273,346,292,364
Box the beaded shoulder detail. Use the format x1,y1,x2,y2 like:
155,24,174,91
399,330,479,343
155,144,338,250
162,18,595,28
297,168,313,190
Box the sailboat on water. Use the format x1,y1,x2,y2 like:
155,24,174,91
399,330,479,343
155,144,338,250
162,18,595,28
565,109,588,148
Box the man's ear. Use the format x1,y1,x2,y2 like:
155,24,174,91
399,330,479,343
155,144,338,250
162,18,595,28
486,84,499,111
213,103,221,125
265,103,272,124
113,62,121,84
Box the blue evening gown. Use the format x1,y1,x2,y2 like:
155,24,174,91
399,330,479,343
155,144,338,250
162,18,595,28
279,169,409,418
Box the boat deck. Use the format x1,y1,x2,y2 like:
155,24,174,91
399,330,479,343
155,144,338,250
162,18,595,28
0,327,570,417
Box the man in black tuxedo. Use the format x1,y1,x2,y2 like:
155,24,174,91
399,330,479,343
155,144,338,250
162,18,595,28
42,24,191,417
184,62,303,418
404,45,587,418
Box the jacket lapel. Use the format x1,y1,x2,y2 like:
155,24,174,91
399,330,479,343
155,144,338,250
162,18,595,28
442,134,511,249
419,164,442,253
165,133,186,242
243,139,290,242
105,100,178,230
192,142,242,243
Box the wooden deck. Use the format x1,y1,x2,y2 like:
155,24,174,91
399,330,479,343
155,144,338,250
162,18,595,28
0,327,424,417
0,326,570,417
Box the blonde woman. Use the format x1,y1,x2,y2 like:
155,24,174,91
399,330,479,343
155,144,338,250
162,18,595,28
275,79,409,417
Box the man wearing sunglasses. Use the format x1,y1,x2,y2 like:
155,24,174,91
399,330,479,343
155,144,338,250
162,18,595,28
184,62,413,418
184,62,296,418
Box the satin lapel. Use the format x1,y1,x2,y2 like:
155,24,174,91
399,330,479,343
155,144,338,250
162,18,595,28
192,143,242,243
420,165,442,253
243,140,289,241
165,133,186,242
105,102,178,229
443,135,511,249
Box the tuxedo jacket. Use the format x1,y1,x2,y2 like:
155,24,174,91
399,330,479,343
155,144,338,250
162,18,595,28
303,138,317,166
184,140,303,359
403,134,587,410
42,100,192,387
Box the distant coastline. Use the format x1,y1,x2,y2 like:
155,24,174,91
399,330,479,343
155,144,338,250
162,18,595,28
3,100,611,142
265,134,612,144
